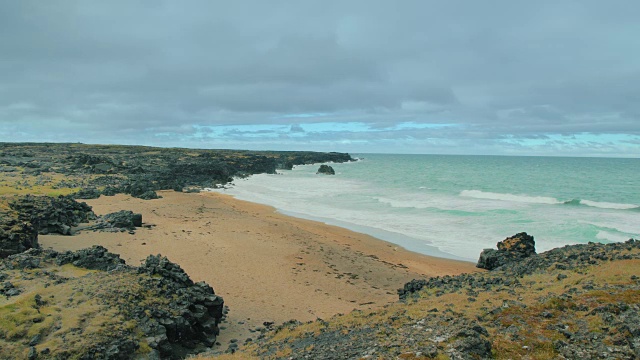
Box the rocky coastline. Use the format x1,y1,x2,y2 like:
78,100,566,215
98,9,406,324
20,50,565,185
0,143,358,359
1,143,639,359
238,234,640,360
0,142,355,200
0,143,356,257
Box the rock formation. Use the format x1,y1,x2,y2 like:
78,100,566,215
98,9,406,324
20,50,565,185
316,164,335,175
70,187,102,199
476,232,536,270
0,246,225,359
8,195,96,236
0,207,38,258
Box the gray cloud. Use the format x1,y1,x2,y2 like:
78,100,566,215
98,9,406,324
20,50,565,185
0,0,638,155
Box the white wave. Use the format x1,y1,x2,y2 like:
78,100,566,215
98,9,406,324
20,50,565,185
581,220,640,236
460,190,561,205
209,160,639,260
580,199,638,210
596,230,635,243
376,196,430,209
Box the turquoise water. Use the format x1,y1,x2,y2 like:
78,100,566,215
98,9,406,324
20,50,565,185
214,154,640,261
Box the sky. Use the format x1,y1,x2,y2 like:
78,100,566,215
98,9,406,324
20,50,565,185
1,1,639,157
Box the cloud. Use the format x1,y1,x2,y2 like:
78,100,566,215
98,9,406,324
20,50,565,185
289,124,305,133
0,0,638,156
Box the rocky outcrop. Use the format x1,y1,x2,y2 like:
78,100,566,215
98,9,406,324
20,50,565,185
1,195,99,258
103,210,143,229
8,195,96,235
136,190,160,200
316,164,335,175
0,208,38,258
0,247,225,359
401,238,640,301
54,245,126,271
123,180,160,200
73,210,143,234
392,238,640,360
0,143,355,196
253,237,638,360
136,254,225,356
476,232,536,270
101,186,119,196
70,187,102,199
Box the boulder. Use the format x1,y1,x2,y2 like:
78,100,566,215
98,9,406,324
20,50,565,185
55,245,126,271
0,211,38,258
70,187,101,200
0,247,224,359
124,180,159,200
101,186,119,196
477,232,536,270
103,210,142,230
137,254,225,355
316,164,335,175
137,190,160,200
8,195,96,236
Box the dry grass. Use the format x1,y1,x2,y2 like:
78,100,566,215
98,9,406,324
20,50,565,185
0,261,156,359
200,256,640,360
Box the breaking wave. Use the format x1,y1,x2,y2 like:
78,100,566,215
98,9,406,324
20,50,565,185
459,190,562,204
460,190,639,210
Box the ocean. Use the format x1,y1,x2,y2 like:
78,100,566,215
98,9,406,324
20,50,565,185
212,154,640,262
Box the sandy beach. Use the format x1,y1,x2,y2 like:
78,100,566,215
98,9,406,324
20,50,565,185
40,190,479,344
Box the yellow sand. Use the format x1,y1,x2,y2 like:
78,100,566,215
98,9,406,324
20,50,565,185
40,190,478,343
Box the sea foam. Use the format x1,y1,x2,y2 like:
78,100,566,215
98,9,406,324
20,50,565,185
460,190,562,205
213,154,640,260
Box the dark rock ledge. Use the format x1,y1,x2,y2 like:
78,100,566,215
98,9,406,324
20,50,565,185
1,246,224,359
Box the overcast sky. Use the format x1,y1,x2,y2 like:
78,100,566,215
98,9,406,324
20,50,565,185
1,1,639,156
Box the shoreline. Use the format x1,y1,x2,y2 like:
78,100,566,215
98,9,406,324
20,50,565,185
40,190,479,345
210,168,475,263
277,209,474,262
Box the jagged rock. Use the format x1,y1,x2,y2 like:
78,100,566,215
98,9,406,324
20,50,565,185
477,232,536,270
317,164,335,175
8,195,96,236
123,180,158,200
1,246,225,358
0,208,38,258
4,248,42,269
450,325,492,359
101,186,119,196
497,232,536,255
55,245,126,271
138,254,193,286
1,143,355,197
1,280,21,297
136,254,224,356
70,187,101,200
74,210,143,233
137,190,160,200
102,210,142,229
397,279,428,301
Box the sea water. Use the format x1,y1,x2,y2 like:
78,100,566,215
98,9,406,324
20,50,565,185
213,154,639,262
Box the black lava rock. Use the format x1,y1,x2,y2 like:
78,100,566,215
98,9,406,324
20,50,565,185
316,164,335,175
477,232,536,270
